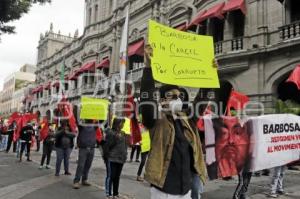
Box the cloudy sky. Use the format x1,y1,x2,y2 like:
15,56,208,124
0,0,85,90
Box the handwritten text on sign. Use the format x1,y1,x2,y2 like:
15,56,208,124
80,97,110,120
148,20,220,88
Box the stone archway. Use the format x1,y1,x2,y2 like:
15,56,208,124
277,76,300,104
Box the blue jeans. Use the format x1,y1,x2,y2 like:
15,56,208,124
0,135,8,151
55,148,72,175
191,173,204,199
271,166,285,194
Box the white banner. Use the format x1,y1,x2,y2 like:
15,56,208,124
204,114,300,180
248,114,300,171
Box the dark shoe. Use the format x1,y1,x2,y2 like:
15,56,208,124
288,166,300,171
254,172,261,177
222,176,233,181
135,160,140,163
65,172,72,175
73,183,80,189
262,170,270,176
277,190,288,195
55,173,60,177
27,159,32,162
82,181,92,186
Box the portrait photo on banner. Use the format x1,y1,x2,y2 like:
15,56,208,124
204,114,300,180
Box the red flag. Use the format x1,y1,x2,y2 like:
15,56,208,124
40,117,49,141
124,85,141,144
13,117,23,142
286,65,300,90
96,127,103,143
197,105,212,131
59,96,77,133
124,86,135,118
226,90,249,115
130,117,142,145
7,112,21,126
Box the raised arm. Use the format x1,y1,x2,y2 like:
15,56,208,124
140,45,157,129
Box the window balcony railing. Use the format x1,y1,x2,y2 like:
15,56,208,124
214,37,246,55
279,20,300,41
128,66,144,82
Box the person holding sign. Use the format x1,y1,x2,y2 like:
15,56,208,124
73,120,97,189
140,44,206,199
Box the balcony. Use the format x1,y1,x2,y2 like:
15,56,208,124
81,83,96,94
128,67,144,82
279,20,300,41
214,37,246,55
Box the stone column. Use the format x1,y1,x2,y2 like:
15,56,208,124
257,0,268,46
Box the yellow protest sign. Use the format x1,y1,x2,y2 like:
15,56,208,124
141,131,151,153
80,97,110,120
148,20,220,88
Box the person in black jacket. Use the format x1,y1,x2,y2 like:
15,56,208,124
104,118,126,198
19,122,34,162
39,124,55,169
54,121,75,176
5,122,17,153
73,120,97,189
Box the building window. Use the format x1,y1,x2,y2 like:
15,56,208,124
75,80,78,89
198,20,208,35
94,5,98,23
65,83,68,91
290,0,300,22
88,8,92,25
129,55,144,71
103,68,109,77
231,10,245,38
210,18,224,42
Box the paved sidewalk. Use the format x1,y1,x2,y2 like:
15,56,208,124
1,148,300,199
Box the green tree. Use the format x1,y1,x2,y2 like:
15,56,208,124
0,0,50,37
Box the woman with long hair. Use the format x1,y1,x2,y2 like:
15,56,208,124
104,118,127,198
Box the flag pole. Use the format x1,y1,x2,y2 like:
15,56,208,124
119,3,130,118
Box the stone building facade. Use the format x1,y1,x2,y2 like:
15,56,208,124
32,0,300,120
0,67,36,116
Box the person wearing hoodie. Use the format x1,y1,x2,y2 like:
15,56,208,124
39,124,55,169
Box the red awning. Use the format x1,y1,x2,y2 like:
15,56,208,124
67,69,80,80
188,10,207,27
128,40,144,57
96,58,110,69
44,82,51,90
286,65,300,90
31,85,43,94
78,61,96,73
223,0,246,15
175,23,187,31
195,2,225,24
52,81,60,88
